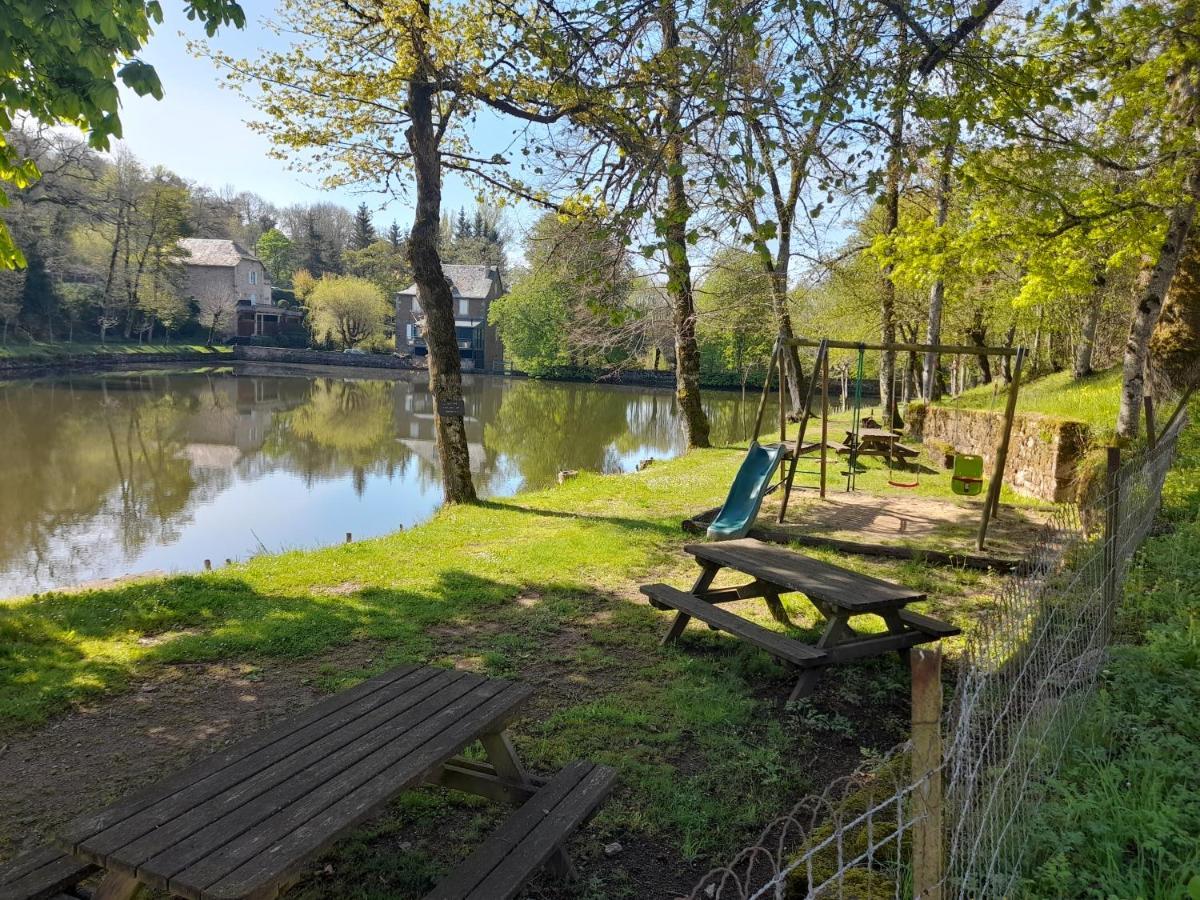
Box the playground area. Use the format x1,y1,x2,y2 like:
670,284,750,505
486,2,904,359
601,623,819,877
693,336,1063,569
687,473,1055,567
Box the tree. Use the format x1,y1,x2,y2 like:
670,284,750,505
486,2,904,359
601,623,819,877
705,0,875,410
0,0,244,268
196,288,237,344
344,239,411,298
442,202,508,272
256,228,295,286
307,275,390,348
489,212,636,373
387,220,403,249
0,269,24,343
351,202,376,249
207,0,587,504
695,249,776,387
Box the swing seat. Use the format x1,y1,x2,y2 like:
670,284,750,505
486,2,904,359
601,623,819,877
888,478,919,489
951,453,985,496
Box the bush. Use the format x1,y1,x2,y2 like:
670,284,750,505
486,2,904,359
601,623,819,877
1021,406,1200,899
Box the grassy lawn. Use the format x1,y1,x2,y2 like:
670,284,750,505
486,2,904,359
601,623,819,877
939,365,1122,437
1020,405,1200,898
0,341,232,360
0,446,1002,897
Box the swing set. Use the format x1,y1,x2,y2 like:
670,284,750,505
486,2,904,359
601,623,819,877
746,335,1028,550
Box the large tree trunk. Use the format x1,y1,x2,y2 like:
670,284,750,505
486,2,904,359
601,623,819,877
967,308,992,384
1117,179,1197,439
879,34,910,424
1150,218,1200,392
923,128,956,402
659,1,710,448
407,77,478,502
1073,295,1102,379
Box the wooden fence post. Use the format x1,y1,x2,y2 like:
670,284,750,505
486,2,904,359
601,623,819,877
1103,446,1122,621
911,645,944,900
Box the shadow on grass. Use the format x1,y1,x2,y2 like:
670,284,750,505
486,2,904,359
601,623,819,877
476,499,682,539
0,568,528,730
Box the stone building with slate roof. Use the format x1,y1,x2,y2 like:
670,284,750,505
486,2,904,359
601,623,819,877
178,238,304,339
394,264,505,371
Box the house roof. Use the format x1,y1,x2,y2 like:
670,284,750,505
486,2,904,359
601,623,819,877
399,264,500,300
178,238,260,267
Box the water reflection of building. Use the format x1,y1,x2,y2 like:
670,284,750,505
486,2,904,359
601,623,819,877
394,375,499,475
181,377,307,467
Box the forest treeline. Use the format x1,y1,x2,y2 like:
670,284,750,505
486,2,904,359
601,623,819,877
5,0,1200,501
0,127,506,345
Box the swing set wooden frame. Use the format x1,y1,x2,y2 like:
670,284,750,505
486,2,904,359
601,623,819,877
751,335,1027,551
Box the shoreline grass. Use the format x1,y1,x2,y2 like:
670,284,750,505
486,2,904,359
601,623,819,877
0,341,233,361
0,446,1004,893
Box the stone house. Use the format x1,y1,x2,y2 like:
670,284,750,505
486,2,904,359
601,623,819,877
178,238,304,338
394,264,505,371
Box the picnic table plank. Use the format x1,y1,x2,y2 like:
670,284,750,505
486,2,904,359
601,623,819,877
425,760,616,900
0,845,98,900
457,763,617,900
640,584,826,666
59,664,423,852
110,671,479,884
58,667,535,900
150,676,507,893
71,667,454,867
193,683,533,900
684,539,925,612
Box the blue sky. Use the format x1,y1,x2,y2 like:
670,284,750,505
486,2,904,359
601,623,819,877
115,0,510,230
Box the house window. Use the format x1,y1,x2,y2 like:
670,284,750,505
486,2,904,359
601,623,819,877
458,298,469,316
406,323,416,341
249,269,258,285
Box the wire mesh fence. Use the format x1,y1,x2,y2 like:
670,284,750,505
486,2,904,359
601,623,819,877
685,413,1187,900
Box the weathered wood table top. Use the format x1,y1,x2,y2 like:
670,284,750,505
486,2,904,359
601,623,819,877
684,538,925,613
854,427,903,440
57,666,532,900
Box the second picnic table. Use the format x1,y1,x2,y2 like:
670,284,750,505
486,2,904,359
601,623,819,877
47,665,614,900
642,538,959,701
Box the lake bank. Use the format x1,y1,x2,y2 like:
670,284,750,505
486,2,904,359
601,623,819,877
0,444,1004,897
0,368,769,596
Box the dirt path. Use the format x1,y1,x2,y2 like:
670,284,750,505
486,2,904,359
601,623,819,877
0,645,381,860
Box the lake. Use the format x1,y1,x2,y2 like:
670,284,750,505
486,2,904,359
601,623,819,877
0,367,769,597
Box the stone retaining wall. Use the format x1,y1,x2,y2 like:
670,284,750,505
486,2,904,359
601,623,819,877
918,406,1090,503
231,346,417,369
0,349,228,377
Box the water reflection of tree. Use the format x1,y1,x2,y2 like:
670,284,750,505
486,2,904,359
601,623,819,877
484,380,640,488
262,378,415,494
0,374,199,585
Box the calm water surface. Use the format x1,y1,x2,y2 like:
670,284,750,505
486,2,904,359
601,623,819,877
0,368,767,596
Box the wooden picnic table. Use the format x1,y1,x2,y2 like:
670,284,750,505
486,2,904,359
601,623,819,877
52,666,613,900
642,538,959,701
841,427,919,464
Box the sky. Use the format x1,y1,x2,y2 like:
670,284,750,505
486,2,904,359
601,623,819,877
114,0,520,232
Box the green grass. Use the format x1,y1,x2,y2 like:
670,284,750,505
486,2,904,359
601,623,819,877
937,366,1122,437
1020,403,1200,899
0,445,1002,894
0,341,232,360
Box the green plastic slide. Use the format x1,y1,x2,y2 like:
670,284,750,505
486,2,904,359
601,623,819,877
706,442,786,540
951,453,985,496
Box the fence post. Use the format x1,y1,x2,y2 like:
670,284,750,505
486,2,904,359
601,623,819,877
1103,446,1122,621
911,645,944,900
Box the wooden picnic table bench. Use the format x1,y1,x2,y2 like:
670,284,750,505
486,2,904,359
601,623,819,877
50,666,613,900
643,538,959,701
839,428,920,463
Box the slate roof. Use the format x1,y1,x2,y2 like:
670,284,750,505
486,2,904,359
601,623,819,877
398,264,500,299
178,238,259,267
